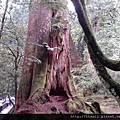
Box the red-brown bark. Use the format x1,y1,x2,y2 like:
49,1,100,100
14,0,76,114
15,1,52,112
12,0,102,115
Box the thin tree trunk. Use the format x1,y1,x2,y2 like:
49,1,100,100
85,36,120,106
0,0,9,39
71,0,120,71
80,0,120,105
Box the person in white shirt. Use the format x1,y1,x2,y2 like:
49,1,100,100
5,98,10,107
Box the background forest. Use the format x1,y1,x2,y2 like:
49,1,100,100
0,0,120,114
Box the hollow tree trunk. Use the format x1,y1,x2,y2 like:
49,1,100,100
14,0,76,113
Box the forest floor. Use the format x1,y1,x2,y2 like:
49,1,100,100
72,66,120,114
38,94,120,114
16,94,120,114
85,94,120,114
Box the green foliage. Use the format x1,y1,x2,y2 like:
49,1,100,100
50,2,65,10
72,64,100,88
69,0,120,97
0,0,28,97
87,0,120,59
69,11,83,42
40,0,67,11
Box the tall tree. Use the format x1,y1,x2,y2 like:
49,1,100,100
14,0,102,114
14,0,76,113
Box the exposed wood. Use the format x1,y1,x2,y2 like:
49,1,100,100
14,0,76,113
14,0,104,114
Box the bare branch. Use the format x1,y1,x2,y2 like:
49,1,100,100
0,0,9,39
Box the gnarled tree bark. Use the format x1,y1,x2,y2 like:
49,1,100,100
14,0,76,114
69,34,82,68
13,0,102,114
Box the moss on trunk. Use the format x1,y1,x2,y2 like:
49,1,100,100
87,41,120,106
71,0,120,71
14,0,77,114
14,0,104,114
79,0,120,106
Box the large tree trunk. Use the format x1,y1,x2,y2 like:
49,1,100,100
14,0,101,114
14,0,76,114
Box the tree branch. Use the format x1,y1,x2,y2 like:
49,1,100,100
1,41,17,58
71,0,120,71
85,36,120,106
80,0,120,105
0,0,9,39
